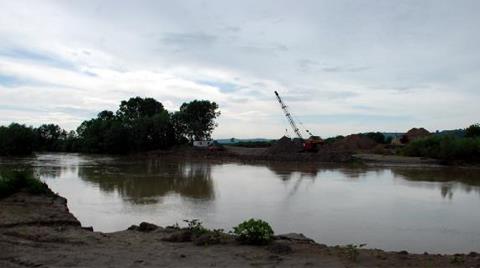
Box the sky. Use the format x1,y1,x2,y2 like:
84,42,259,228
1,0,479,139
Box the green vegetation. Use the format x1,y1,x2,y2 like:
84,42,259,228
183,219,209,236
341,244,366,262
362,132,392,144
465,123,480,138
233,218,274,245
0,97,220,155
323,135,345,144
450,254,465,264
0,123,36,156
0,171,52,198
231,141,273,148
402,135,480,162
179,219,226,246
172,100,220,142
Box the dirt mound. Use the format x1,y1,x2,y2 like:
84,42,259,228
404,128,430,142
266,136,303,154
331,134,377,151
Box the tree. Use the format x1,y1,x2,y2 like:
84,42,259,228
116,97,165,122
97,110,115,121
76,97,177,153
34,124,66,151
465,123,480,138
364,132,386,144
0,123,35,156
174,100,220,141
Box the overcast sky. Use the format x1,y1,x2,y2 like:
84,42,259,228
1,1,479,138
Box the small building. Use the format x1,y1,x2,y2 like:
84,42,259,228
193,140,214,148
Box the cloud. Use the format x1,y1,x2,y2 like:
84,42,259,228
0,0,479,138
159,32,217,48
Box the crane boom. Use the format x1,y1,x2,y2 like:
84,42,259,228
274,91,304,140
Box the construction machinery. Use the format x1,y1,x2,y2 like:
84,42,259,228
274,91,323,152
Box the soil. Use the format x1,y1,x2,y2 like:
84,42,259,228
330,134,378,152
404,128,431,142
266,136,304,154
1,190,479,267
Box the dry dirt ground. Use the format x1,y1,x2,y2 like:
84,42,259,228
1,191,479,268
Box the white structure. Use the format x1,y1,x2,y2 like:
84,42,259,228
193,140,213,148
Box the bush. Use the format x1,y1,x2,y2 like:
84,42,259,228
233,219,274,245
341,244,366,262
232,141,272,148
401,135,480,162
0,123,35,156
183,219,208,236
465,123,480,138
0,171,52,198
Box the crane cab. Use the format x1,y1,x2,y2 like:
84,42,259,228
303,136,324,152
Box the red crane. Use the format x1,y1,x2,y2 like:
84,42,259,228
274,91,323,152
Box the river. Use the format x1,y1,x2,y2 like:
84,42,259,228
1,153,479,254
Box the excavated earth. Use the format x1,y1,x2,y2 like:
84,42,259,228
1,190,479,267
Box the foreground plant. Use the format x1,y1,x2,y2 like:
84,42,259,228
183,219,209,236
0,171,52,198
342,243,366,262
233,218,274,245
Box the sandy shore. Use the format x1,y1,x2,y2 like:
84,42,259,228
1,190,479,267
140,146,446,167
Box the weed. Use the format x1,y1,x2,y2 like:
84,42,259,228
183,219,208,236
450,254,465,264
342,243,366,262
0,171,52,198
233,218,274,245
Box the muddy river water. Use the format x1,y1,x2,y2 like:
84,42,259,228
2,153,480,254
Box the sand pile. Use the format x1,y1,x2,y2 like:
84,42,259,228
266,136,303,154
403,128,430,142
331,134,377,151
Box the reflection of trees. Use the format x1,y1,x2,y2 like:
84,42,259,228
392,168,480,199
78,159,214,204
265,162,480,200
265,162,374,181
265,163,319,181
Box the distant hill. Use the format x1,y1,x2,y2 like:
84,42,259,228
433,129,465,138
381,132,404,139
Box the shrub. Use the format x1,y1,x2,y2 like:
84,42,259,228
0,171,52,198
233,219,274,245
465,124,480,138
401,135,480,162
342,244,366,262
183,219,208,236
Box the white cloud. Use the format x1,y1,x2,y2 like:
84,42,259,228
0,0,479,138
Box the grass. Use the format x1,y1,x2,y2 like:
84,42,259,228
0,171,52,198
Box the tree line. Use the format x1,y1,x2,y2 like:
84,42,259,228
402,124,480,163
0,97,220,156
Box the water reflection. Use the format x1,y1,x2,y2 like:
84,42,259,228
2,153,480,253
77,159,214,204
392,168,480,199
266,163,480,199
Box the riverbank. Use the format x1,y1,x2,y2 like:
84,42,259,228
138,145,450,168
1,188,479,267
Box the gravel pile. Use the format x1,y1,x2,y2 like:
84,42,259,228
331,134,377,151
266,136,303,154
